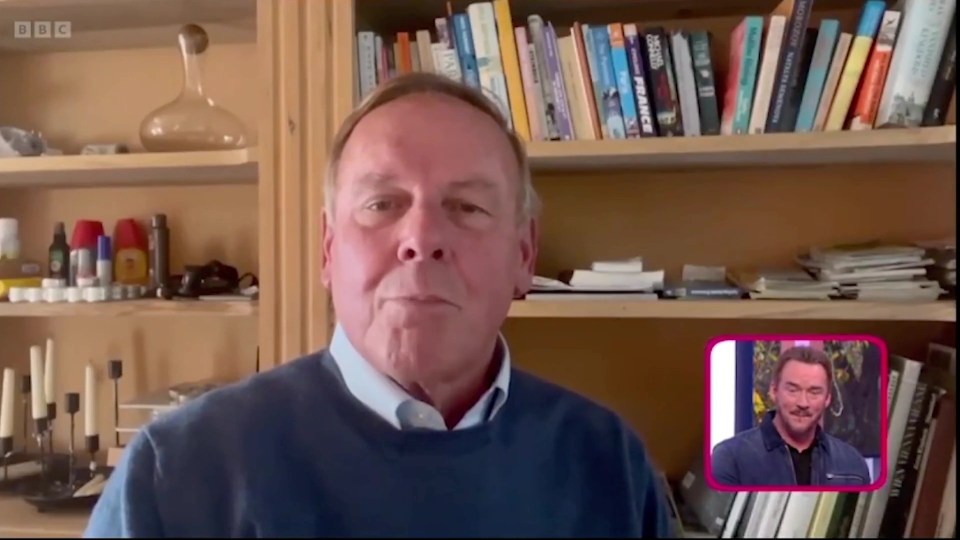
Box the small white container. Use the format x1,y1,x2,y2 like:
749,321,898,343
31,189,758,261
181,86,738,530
0,218,19,261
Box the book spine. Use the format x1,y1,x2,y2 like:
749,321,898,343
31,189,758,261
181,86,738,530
825,0,886,131
592,25,628,139
795,19,840,132
492,0,530,140
624,23,659,137
922,17,957,126
357,31,378,100
527,15,561,140
515,26,544,141
431,42,464,82
671,30,701,136
526,39,550,139
876,0,957,127
415,29,435,73
782,27,820,131
609,23,641,138
453,14,481,88
396,32,413,74
573,22,604,138
689,31,720,135
645,27,683,136
749,15,786,134
733,17,764,134
544,22,575,140
468,2,513,126
582,24,610,138
765,0,814,132
661,29,685,135
812,32,852,131
849,10,902,130
721,21,746,135
557,35,591,139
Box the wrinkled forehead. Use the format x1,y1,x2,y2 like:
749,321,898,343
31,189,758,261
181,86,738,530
337,94,522,196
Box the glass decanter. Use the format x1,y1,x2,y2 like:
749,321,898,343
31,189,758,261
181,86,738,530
139,24,248,152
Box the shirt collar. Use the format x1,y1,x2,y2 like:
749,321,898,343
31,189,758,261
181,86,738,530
329,323,511,430
761,409,827,453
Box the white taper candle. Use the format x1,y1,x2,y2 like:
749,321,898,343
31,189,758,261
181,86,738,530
0,368,14,438
44,338,55,405
29,346,46,420
84,364,98,437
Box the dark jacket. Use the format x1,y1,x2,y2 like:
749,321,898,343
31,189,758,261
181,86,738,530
711,410,870,487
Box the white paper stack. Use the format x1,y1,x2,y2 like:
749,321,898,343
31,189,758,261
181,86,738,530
527,256,661,301
797,241,944,301
727,268,836,300
916,238,956,292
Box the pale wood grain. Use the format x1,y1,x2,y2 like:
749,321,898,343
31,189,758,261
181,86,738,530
0,0,255,53
509,299,956,322
0,149,257,189
0,300,258,317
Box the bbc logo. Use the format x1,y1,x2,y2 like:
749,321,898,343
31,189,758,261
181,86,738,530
14,21,72,39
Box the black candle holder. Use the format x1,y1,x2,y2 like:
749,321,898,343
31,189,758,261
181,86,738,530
46,401,56,458
1,436,11,482
65,392,79,488
20,375,29,454
108,360,122,448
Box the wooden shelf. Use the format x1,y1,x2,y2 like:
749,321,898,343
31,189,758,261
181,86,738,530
0,299,258,317
0,0,256,52
0,148,257,189
526,126,956,172
509,299,956,322
0,495,88,538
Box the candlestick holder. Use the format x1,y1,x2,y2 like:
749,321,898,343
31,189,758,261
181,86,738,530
65,392,79,488
109,359,122,448
20,375,29,454
86,433,99,474
1,436,11,483
46,401,56,458
33,418,48,485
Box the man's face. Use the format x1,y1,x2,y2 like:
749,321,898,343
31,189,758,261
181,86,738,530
322,93,537,387
769,360,832,438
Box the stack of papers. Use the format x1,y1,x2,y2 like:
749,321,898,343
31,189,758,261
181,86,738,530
916,238,956,293
796,241,944,301
727,268,836,300
526,256,661,301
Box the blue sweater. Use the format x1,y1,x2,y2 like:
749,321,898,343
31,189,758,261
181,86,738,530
85,350,670,537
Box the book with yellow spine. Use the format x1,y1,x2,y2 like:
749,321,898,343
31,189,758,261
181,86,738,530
493,0,530,140
824,0,886,131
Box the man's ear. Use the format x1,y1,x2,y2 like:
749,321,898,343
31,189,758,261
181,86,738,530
513,217,539,298
321,208,334,289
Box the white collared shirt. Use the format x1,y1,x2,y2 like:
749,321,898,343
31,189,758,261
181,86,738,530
329,323,511,430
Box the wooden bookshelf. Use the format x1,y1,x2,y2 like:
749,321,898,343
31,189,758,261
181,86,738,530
526,126,956,171
0,494,88,538
509,299,956,322
0,148,258,189
0,299,258,318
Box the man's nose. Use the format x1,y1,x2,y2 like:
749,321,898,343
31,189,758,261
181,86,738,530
396,204,449,263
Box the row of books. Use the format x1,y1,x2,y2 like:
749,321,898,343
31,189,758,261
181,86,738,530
671,343,956,538
354,0,957,142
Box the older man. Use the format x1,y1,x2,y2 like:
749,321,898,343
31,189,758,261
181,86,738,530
85,73,669,537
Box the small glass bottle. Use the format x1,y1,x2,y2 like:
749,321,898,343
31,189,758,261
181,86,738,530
48,221,71,280
139,24,248,152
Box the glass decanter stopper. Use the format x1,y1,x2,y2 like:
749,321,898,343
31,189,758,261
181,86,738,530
139,24,248,152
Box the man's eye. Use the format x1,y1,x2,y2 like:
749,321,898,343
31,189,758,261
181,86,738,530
449,201,487,215
366,200,395,211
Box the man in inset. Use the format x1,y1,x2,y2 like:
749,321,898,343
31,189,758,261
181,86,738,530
84,73,670,537
711,346,871,487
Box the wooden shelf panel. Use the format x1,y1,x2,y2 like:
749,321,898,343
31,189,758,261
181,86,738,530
0,148,257,189
0,0,256,52
509,299,956,322
0,299,258,317
526,126,956,172
0,495,88,538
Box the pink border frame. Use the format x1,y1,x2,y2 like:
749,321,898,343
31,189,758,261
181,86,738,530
703,334,889,493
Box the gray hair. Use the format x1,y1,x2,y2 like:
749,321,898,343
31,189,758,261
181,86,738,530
323,72,541,223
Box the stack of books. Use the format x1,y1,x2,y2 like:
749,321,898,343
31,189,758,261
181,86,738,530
726,268,837,300
917,238,957,294
526,256,662,300
355,0,957,141
797,242,944,300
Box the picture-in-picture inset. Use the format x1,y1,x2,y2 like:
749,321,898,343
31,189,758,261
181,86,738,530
706,336,887,492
